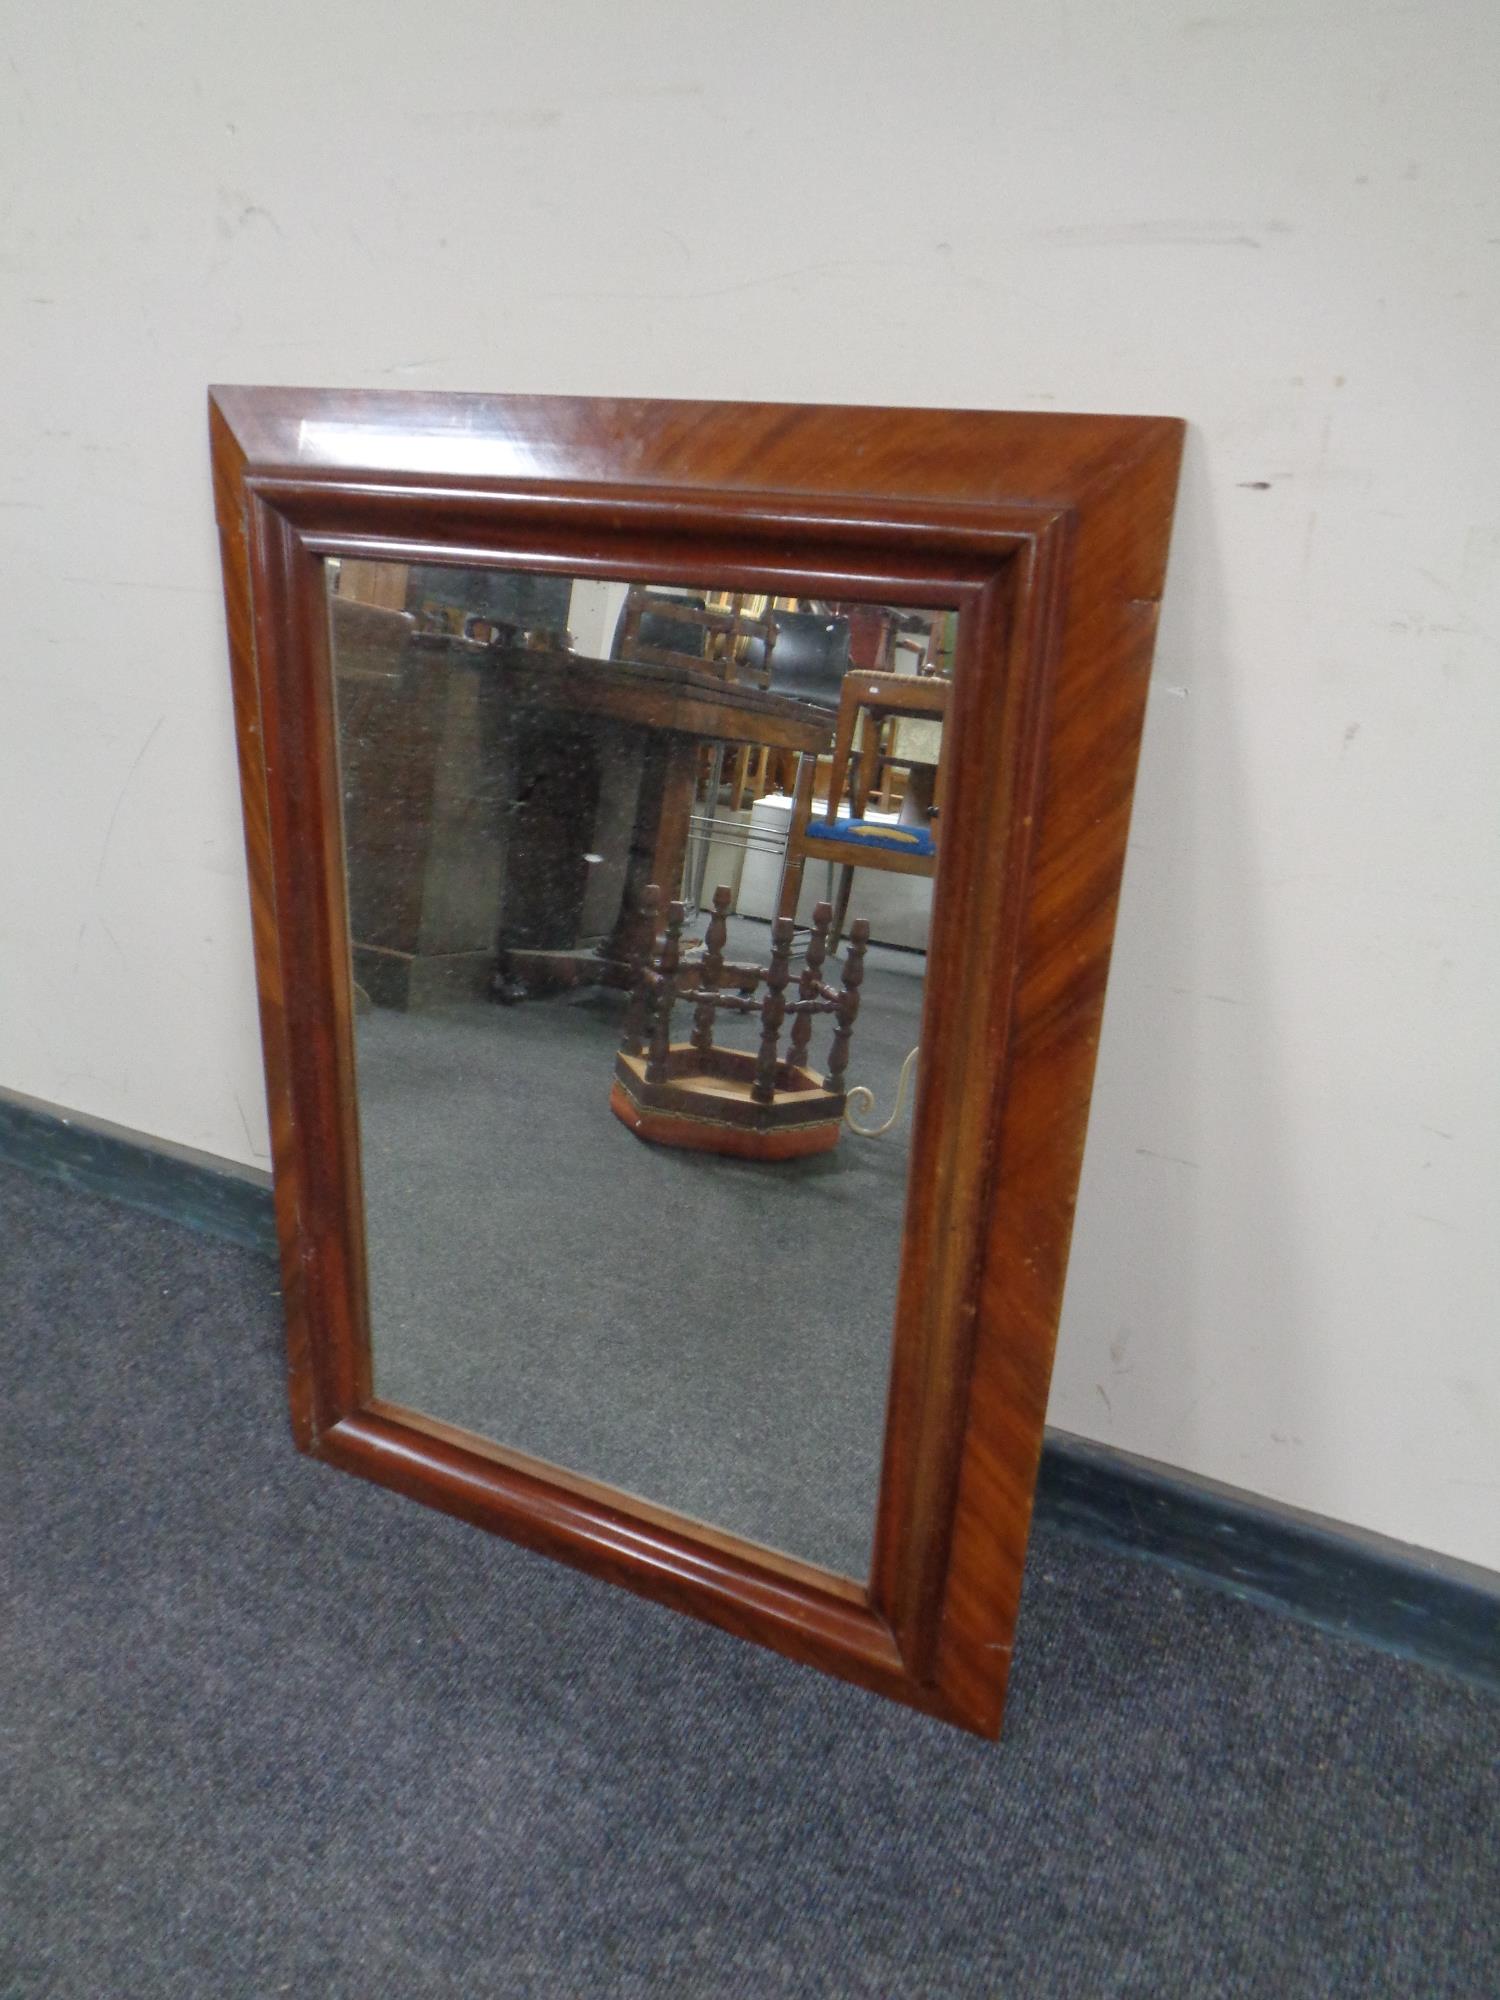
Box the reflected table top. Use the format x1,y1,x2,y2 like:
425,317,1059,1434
483,643,835,753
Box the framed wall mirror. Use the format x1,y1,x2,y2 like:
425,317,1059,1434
211,388,1182,1737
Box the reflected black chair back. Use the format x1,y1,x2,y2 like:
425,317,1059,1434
744,611,851,709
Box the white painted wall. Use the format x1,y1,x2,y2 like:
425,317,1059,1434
2,3,1496,1568
567,579,630,662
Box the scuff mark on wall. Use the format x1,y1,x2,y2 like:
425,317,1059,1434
93,716,165,890
1039,219,1272,248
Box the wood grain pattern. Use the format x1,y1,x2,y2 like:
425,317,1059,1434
210,385,1183,1737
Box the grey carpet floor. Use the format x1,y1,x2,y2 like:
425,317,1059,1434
4,1162,1498,2000
355,919,925,1578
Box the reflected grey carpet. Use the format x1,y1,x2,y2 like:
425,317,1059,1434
4,1162,1498,1999
355,919,925,1578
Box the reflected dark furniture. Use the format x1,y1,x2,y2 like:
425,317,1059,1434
333,605,510,1010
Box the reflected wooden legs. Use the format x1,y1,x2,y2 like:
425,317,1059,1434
506,731,700,997
609,734,700,976
776,752,817,926
777,753,859,958
692,887,731,1056
619,884,661,1057
644,899,686,1084
751,917,795,1104
828,866,856,958
787,900,832,1071
825,920,870,1100
688,743,728,912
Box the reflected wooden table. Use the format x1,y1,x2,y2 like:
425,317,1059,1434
494,647,834,996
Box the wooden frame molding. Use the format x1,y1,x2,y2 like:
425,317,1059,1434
210,387,1183,1738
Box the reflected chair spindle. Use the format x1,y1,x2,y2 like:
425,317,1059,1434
612,884,864,1162
824,919,871,1098
787,899,833,1073
691,886,731,1056
752,916,796,1104
645,899,686,1083
620,884,661,1058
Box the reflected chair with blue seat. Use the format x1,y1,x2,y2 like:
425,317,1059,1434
776,668,950,953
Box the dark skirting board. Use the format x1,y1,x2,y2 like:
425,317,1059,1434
0,1086,275,1254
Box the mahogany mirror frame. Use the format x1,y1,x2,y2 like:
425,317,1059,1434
209,386,1183,1738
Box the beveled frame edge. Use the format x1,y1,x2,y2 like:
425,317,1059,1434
210,387,1184,1737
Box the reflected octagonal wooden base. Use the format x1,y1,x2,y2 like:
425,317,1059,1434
610,1047,844,1161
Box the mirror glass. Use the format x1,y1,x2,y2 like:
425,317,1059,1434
326,558,955,1578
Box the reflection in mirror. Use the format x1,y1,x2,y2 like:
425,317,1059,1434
327,558,955,1579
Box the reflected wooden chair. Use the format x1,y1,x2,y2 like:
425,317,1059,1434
776,669,950,951
613,586,777,686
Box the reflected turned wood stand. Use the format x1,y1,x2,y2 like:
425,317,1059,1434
610,886,868,1162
